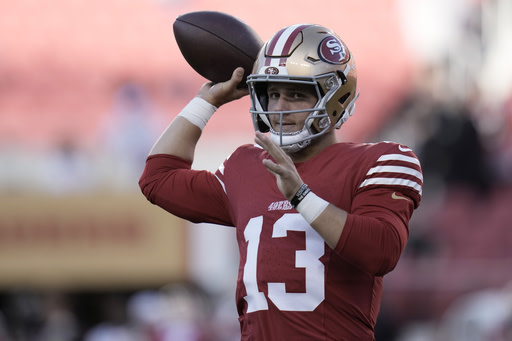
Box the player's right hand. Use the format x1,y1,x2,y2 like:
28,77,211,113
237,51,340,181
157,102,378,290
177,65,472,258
198,67,249,108
255,131,304,201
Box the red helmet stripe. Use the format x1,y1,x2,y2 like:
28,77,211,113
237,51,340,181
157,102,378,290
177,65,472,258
279,24,310,56
264,24,311,66
264,27,286,66
266,27,287,56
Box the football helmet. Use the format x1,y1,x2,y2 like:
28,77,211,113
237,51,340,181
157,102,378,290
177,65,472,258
247,24,359,152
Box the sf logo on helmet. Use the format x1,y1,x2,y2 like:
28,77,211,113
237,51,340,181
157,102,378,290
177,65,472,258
319,36,349,64
264,66,279,75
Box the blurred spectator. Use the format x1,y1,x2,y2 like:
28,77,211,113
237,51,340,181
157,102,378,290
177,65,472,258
96,81,160,191
437,282,512,341
376,62,495,196
419,100,493,195
84,323,139,341
0,291,80,341
84,293,141,341
483,94,512,186
0,142,43,194
373,53,511,340
126,283,215,341
39,137,97,195
38,292,79,341
126,290,169,340
0,310,10,341
4,292,43,341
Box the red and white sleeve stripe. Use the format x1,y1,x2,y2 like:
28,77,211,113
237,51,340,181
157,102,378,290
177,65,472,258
359,152,423,196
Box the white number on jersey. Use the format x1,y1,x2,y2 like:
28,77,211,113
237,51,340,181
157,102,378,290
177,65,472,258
243,213,325,313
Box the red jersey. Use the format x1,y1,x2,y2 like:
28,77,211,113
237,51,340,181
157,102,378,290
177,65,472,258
139,141,422,340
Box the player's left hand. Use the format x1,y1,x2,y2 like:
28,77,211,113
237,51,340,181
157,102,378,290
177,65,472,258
255,131,303,201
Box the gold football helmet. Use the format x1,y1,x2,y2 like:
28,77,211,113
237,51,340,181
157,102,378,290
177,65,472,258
247,24,359,152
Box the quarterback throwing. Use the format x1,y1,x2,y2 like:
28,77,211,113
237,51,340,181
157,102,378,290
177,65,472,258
140,24,423,340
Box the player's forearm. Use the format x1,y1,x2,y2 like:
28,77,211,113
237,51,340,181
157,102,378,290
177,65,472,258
335,213,407,275
315,208,405,275
149,96,217,160
309,204,347,249
289,185,347,249
149,116,202,161
295,188,407,275
303,199,403,276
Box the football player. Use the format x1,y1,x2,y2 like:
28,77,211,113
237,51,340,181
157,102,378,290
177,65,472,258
140,24,423,340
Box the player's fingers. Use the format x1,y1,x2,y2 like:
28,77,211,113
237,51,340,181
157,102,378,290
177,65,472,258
261,158,280,175
254,131,267,148
255,132,288,163
197,68,247,106
217,68,247,95
255,133,281,170
198,81,215,92
230,67,244,83
227,67,249,98
216,67,244,92
255,132,276,159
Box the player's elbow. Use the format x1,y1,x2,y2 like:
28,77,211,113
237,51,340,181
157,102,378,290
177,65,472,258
375,241,404,275
358,241,403,276
138,175,153,202
371,222,406,276
138,166,159,204
340,217,407,276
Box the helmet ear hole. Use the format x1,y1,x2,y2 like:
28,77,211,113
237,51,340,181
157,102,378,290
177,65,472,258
333,110,344,126
336,70,347,85
338,93,350,105
334,93,351,127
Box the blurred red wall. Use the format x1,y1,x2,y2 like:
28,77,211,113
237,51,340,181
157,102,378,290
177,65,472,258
0,0,416,149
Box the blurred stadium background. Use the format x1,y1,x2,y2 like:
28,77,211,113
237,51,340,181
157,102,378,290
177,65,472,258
0,0,511,340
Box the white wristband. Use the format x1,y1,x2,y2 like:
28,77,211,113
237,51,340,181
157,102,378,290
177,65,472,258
296,191,329,225
177,97,217,130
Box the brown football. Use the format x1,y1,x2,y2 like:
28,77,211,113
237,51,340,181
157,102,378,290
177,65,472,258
173,11,263,86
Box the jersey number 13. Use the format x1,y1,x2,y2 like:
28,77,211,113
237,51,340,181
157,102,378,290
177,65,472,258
242,213,325,313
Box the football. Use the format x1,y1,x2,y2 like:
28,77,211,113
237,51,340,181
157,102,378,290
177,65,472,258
173,11,263,86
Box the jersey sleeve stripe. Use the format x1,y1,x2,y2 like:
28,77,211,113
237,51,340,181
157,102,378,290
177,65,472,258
359,150,423,196
359,177,423,194
215,163,227,194
377,154,420,165
366,165,423,182
214,174,227,194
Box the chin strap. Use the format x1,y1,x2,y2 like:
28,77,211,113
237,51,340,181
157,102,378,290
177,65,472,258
270,128,311,153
